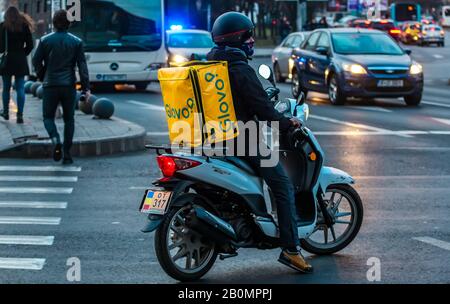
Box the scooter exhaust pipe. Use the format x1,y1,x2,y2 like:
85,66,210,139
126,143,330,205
185,206,237,243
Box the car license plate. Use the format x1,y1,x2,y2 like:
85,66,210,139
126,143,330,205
377,80,404,87
103,74,127,81
140,190,172,215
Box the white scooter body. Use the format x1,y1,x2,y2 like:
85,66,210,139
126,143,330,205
173,98,355,240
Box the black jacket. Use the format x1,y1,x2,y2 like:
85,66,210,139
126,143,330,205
0,23,34,76
32,31,90,91
207,47,292,153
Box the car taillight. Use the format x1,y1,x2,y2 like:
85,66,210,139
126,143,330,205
156,155,201,177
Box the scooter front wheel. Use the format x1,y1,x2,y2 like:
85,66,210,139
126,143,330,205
301,184,363,255
154,204,218,282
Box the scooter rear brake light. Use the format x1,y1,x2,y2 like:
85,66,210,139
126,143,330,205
156,156,201,177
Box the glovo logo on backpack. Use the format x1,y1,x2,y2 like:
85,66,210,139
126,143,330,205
158,61,239,148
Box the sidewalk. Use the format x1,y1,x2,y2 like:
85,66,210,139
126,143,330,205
0,95,146,158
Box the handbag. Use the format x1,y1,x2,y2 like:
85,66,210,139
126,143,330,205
0,28,8,72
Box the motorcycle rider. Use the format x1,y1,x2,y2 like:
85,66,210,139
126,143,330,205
207,12,313,273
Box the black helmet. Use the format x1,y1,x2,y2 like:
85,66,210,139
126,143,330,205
212,12,254,46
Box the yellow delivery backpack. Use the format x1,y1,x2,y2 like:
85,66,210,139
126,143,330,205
158,61,239,147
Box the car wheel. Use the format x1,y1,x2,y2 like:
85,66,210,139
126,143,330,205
328,74,346,106
404,93,422,106
291,70,307,99
274,63,286,83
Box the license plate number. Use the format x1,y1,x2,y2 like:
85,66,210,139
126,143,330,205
377,80,404,87
140,190,172,215
103,74,127,81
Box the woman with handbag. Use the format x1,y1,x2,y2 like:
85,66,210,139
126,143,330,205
0,6,34,124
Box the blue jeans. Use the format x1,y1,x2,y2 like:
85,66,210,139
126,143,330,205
2,75,25,114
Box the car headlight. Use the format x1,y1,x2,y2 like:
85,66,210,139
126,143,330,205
410,62,423,75
343,63,367,75
171,54,189,64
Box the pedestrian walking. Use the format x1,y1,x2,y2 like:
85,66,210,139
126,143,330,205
0,6,34,124
32,10,90,165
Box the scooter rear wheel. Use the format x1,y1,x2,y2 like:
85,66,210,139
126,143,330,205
154,203,218,282
300,184,363,255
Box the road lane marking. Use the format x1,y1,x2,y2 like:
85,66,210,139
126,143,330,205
0,258,46,270
127,100,165,111
433,54,444,59
0,235,54,246
0,166,81,172
146,132,169,136
355,175,450,179
431,117,450,127
0,201,68,209
309,114,412,138
0,176,78,182
0,217,61,225
413,237,450,251
0,187,73,194
423,101,450,108
129,186,149,190
347,106,392,113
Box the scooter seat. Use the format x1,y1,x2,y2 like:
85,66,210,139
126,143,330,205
224,157,257,176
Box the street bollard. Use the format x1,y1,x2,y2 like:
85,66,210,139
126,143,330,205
24,81,34,94
79,94,97,114
93,98,115,119
30,82,42,97
36,85,44,99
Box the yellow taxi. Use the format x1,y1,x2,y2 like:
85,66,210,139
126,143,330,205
401,22,422,44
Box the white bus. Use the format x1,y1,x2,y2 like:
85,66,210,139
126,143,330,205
69,0,166,90
441,5,450,27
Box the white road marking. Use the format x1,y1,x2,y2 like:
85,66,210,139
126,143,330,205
423,101,450,108
0,258,46,270
0,187,73,194
309,114,412,138
0,235,54,246
146,132,169,136
347,106,392,113
129,186,149,190
0,176,78,182
0,201,68,209
127,100,165,111
0,166,81,172
354,175,450,179
433,54,444,59
413,237,450,251
0,217,61,225
431,117,450,127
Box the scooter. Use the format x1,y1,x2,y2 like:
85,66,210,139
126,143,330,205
140,64,363,282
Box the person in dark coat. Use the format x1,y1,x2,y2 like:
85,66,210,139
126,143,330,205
207,12,313,274
32,10,90,165
0,6,34,124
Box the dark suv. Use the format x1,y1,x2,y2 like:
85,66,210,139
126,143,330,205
291,28,424,106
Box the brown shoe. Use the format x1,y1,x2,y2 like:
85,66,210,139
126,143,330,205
278,250,314,274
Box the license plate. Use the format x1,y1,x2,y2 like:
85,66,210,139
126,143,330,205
140,190,172,215
377,80,404,87
103,74,127,81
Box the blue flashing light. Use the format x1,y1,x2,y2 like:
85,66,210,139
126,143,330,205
170,25,183,31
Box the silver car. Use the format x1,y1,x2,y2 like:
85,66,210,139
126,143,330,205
166,29,215,64
272,32,309,83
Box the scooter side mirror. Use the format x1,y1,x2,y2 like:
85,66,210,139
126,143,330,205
297,91,306,105
258,64,277,87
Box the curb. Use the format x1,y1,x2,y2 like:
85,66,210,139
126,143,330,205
0,118,146,159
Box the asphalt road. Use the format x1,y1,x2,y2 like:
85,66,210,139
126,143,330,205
0,38,449,284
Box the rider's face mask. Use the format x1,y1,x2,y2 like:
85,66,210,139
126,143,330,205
241,36,255,57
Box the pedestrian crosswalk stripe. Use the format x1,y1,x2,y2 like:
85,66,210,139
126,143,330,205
0,187,73,194
0,166,82,172
0,258,46,270
0,176,78,182
423,101,450,108
0,201,68,209
413,237,450,251
0,217,61,225
0,235,54,246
